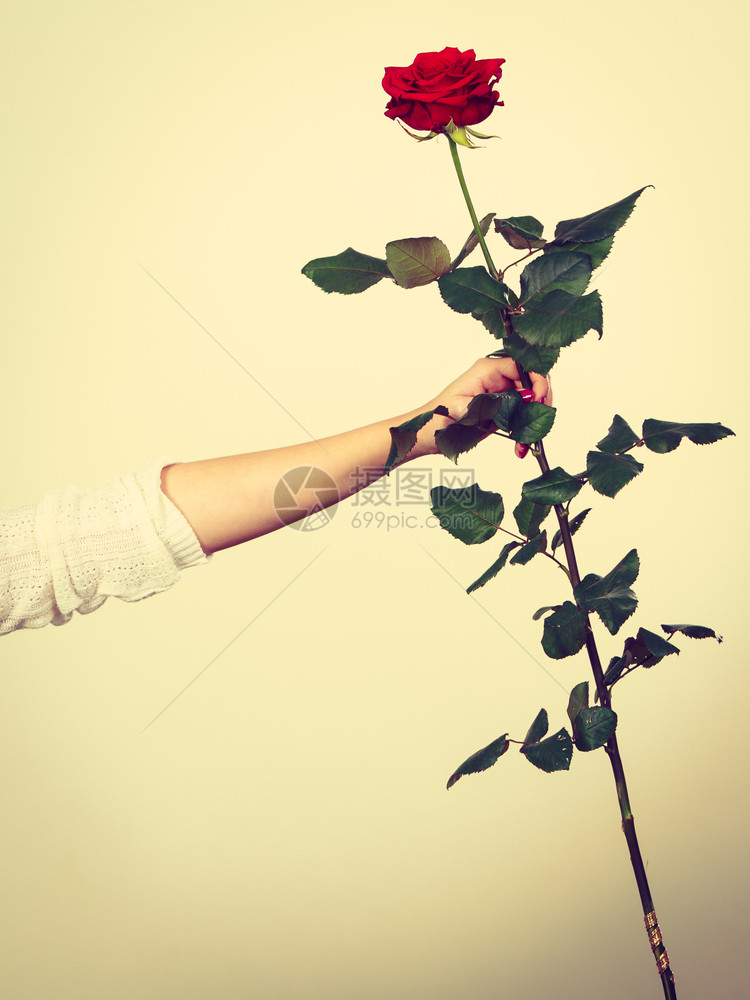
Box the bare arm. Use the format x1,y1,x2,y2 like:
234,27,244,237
161,358,550,555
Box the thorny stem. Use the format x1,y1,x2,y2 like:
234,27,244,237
446,144,676,996
528,404,677,1000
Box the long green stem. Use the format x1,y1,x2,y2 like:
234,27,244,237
447,139,500,279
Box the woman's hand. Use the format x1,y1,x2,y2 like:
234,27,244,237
415,356,552,459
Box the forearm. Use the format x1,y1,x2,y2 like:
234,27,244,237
160,404,443,555
160,356,549,556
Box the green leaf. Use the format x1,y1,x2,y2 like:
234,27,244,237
521,727,573,772
434,392,508,461
533,604,560,621
385,236,452,289
603,627,682,687
662,623,723,642
586,450,644,498
513,290,603,348
638,628,681,664
513,496,552,538
466,541,520,593
597,415,640,454
447,734,510,788
454,392,507,427
641,418,735,453
493,216,546,251
519,251,593,304
510,531,547,565
523,467,585,505
544,235,615,270
302,247,391,294
430,484,504,545
574,706,618,751
509,401,557,444
574,549,639,635
438,266,510,316
434,424,487,463
551,187,651,244
541,602,588,659
385,407,448,474
479,308,507,339
523,708,549,746
551,508,591,553
502,332,560,377
491,389,523,433
451,213,496,269
603,654,628,687
567,682,589,727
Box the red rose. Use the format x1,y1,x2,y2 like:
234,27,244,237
383,47,505,132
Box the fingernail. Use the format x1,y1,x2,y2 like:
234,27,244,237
519,389,534,402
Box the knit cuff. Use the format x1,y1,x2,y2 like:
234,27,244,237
138,457,210,570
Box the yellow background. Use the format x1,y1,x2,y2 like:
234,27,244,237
1,2,747,998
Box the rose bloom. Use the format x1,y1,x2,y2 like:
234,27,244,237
383,47,505,132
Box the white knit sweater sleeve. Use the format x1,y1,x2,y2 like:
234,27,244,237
0,458,208,635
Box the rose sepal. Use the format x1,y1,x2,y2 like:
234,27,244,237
440,121,498,148
396,121,440,143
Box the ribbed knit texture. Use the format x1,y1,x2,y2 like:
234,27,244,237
1,458,208,635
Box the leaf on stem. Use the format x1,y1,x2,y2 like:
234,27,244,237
533,604,560,621
519,251,593,304
434,392,507,462
574,707,618,751
541,602,588,659
447,734,510,789
513,496,552,538
586,451,644,498
544,235,615,270
509,401,557,444
451,213,496,269
522,467,585,505
301,247,392,294
603,628,681,687
641,418,735,453
455,392,507,427
565,680,617,749
523,708,549,746
510,531,547,565
596,414,640,454
466,541,520,593
438,266,511,315
385,236,452,288
661,623,723,642
430,484,504,545
550,187,652,245
479,308,507,339
551,508,591,553
434,424,487,462
513,289,603,348
503,332,560,377
567,681,589,727
521,727,573,772
574,549,639,635
494,216,546,251
385,407,448,474
491,389,523,433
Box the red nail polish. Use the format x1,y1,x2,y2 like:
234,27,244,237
519,389,534,402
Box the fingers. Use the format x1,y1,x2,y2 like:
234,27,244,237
527,369,550,403
479,356,550,403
